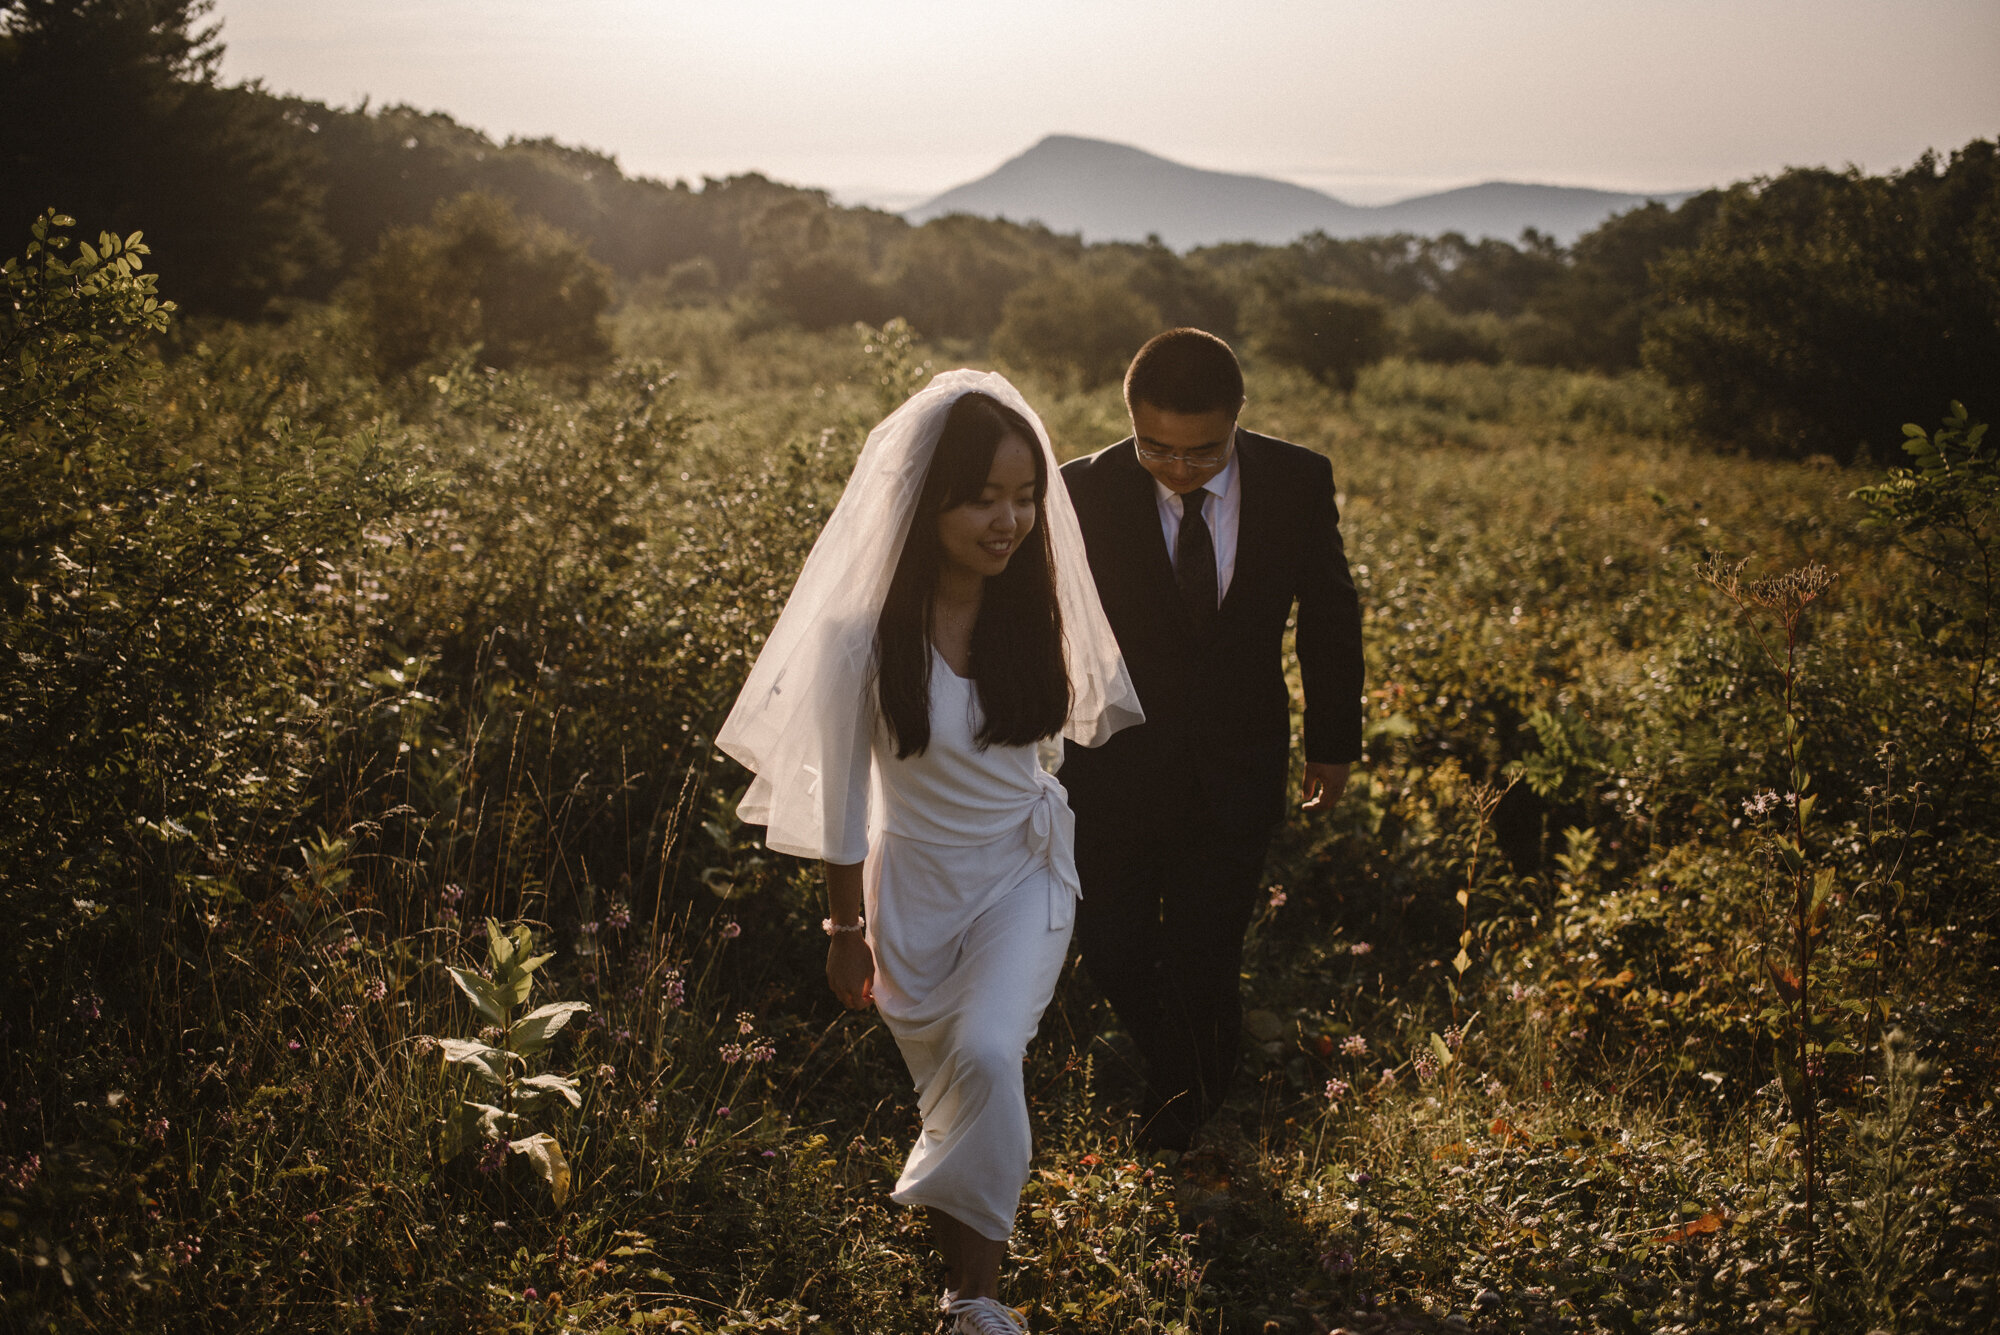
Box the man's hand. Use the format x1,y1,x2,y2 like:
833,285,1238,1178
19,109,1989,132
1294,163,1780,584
1301,761,1351,812
827,932,876,1010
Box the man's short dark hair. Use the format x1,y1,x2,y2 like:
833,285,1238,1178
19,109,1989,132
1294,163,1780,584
1124,328,1244,417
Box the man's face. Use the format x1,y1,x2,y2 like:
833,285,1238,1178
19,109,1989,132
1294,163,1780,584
1130,400,1241,495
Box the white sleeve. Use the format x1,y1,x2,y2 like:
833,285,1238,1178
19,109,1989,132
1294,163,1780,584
820,684,875,866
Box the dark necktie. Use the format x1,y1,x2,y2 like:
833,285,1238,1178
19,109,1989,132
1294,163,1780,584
1176,488,1217,630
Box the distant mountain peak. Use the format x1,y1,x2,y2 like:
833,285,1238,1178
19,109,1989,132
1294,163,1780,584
908,137,1692,248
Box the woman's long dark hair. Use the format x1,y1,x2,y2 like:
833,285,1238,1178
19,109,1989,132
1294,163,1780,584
877,392,1069,758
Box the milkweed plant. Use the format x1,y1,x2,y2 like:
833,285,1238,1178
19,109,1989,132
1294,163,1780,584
427,919,590,1204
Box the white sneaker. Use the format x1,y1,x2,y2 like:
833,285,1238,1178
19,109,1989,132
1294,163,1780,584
947,1295,1029,1334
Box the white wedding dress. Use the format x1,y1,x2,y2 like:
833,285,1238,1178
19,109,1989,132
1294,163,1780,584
826,650,1078,1243
713,369,1140,1244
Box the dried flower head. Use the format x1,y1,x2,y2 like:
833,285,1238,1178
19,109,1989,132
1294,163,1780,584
1746,563,1836,612
1700,553,1837,624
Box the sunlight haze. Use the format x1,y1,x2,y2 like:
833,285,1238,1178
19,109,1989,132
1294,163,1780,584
212,0,2000,206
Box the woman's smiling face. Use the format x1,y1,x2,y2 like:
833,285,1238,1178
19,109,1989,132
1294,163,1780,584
936,432,1039,582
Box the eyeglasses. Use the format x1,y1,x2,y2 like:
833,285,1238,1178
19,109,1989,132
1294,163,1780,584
1134,444,1228,469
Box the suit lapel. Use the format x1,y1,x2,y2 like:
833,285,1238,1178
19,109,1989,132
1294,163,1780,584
1219,434,1266,619
1104,442,1185,628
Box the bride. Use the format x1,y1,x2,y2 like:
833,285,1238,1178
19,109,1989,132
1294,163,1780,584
719,371,1141,1333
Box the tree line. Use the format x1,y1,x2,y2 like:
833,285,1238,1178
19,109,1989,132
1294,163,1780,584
3,1,1994,458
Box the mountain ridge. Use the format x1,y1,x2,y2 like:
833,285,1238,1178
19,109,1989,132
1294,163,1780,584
907,135,1696,248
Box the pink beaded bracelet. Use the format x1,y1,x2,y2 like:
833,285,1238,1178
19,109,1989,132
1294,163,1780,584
822,917,866,936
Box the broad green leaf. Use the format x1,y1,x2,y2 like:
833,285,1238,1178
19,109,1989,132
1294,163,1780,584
485,918,517,970
510,1132,573,1205
520,1072,582,1107
1452,946,1472,975
1430,1032,1455,1067
495,968,535,1007
512,1001,590,1052
442,1102,484,1161
1810,867,1836,924
437,1037,508,1084
445,965,509,1025
468,1101,517,1138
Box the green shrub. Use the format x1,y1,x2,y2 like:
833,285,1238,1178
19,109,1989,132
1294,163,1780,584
1,212,419,977
1390,296,1504,366
349,191,613,374
1643,143,2000,459
1248,283,1389,393
991,271,1162,390
885,214,1074,341
750,249,896,332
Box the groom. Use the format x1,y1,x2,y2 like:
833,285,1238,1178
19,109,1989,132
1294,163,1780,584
1059,328,1365,1151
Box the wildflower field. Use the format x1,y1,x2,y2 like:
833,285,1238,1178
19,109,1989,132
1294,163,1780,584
4,223,1997,1333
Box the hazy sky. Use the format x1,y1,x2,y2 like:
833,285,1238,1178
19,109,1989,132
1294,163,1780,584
212,0,1999,207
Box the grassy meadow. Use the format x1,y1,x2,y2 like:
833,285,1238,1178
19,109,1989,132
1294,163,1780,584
4,271,1997,1335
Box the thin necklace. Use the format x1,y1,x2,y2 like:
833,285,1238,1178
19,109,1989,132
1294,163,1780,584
935,599,978,635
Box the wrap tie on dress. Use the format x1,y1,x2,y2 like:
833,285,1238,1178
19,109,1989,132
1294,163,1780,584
1026,768,1082,931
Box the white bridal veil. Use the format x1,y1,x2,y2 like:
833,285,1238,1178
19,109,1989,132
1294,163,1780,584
715,369,1142,861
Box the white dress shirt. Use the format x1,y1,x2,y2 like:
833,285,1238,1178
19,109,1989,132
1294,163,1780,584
1153,452,1241,604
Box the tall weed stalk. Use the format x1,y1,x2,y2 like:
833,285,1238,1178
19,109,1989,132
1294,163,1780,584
1700,553,1838,1278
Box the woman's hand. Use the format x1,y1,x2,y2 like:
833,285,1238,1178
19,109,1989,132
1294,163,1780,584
827,932,876,1010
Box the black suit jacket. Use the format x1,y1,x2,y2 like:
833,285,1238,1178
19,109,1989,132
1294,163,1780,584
1059,431,1365,833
